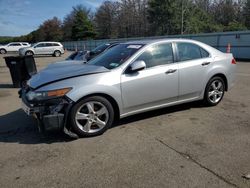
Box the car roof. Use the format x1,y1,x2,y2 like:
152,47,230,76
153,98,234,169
38,41,61,43
122,38,223,55
123,38,203,45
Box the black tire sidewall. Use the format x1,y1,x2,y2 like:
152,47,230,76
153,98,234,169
204,76,225,106
70,96,114,137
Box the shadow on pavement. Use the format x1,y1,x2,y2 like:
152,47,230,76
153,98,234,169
0,109,74,144
0,102,206,145
116,101,205,127
0,84,14,88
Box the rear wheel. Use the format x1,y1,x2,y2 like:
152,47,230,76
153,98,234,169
53,50,61,57
25,51,33,56
70,96,114,137
203,76,225,106
0,49,6,54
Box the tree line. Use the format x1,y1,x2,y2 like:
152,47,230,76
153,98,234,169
1,0,250,43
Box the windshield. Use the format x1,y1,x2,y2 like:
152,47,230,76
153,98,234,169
87,44,144,69
31,43,37,47
92,43,110,54
66,51,87,61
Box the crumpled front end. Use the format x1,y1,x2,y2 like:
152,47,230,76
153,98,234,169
19,85,77,137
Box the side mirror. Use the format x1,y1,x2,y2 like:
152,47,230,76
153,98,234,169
129,60,146,73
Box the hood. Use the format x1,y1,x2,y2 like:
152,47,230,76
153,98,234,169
28,61,109,89
46,60,86,68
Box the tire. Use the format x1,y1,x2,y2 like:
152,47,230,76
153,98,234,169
53,50,61,57
25,51,34,56
70,96,114,137
203,76,225,106
0,49,7,54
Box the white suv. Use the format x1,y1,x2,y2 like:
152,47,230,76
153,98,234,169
0,42,30,54
19,42,64,57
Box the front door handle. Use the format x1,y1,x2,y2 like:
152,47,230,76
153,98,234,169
201,62,211,66
165,69,177,74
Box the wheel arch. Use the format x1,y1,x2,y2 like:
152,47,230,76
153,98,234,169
75,93,120,121
54,49,61,53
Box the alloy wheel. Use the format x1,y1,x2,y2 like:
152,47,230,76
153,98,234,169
26,51,33,56
208,80,224,104
75,101,109,133
55,51,60,57
0,49,6,54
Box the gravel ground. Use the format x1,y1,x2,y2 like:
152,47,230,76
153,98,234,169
0,52,249,188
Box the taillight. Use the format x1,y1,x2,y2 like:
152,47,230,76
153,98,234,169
231,58,236,64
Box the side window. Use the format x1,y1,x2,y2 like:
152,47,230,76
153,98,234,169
53,43,60,46
177,43,201,61
45,43,52,47
177,42,210,61
35,43,44,48
200,47,209,58
136,43,174,68
9,43,21,46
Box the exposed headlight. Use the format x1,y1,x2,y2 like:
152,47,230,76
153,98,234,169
26,88,72,101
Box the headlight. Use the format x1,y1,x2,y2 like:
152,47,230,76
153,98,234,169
26,88,72,101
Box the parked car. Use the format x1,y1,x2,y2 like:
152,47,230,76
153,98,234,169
19,42,64,57
19,39,236,138
66,42,119,62
66,50,88,61
0,42,30,54
86,42,119,61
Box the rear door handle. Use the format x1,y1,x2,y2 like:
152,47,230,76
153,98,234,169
165,69,177,74
201,62,210,66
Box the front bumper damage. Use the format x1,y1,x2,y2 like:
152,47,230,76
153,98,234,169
19,88,78,138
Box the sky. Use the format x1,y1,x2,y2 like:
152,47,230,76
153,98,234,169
0,0,107,36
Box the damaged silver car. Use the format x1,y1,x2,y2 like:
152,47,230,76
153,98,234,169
20,39,236,137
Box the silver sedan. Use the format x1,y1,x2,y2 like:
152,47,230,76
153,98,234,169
20,39,236,137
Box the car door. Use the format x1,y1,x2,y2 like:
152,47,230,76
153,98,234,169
34,43,45,54
7,43,22,51
44,43,54,54
175,42,212,100
121,42,179,112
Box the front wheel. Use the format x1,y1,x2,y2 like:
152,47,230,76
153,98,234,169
0,49,7,54
25,51,34,56
70,96,114,137
203,76,225,106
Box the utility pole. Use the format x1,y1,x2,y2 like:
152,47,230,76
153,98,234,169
181,0,184,35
